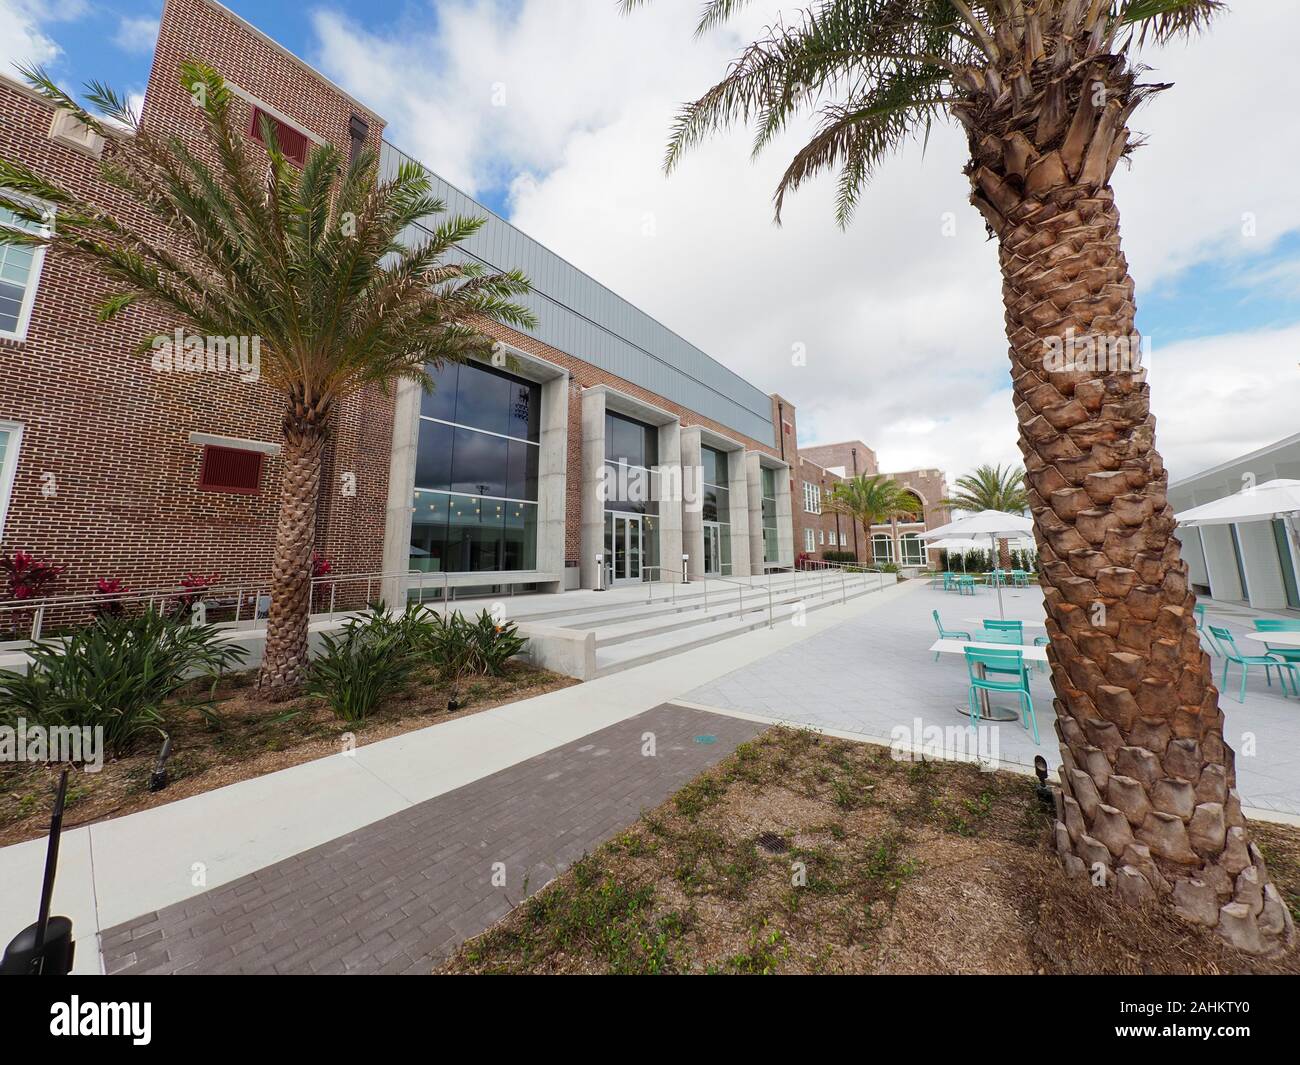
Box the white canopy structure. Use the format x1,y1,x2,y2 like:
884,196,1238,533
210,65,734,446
1173,480,1300,527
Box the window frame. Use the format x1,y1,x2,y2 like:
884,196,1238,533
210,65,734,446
0,420,22,539
0,194,53,343
804,527,815,553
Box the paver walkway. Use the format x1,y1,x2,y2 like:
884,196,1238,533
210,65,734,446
99,704,762,974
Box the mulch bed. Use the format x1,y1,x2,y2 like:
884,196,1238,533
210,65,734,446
1,661,576,847
438,727,1300,975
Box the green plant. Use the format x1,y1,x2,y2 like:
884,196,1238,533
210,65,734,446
0,610,246,756
308,605,423,722
1,62,536,697
465,610,528,676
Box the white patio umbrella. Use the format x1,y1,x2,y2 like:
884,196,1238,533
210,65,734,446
1175,479,1300,572
921,509,1035,618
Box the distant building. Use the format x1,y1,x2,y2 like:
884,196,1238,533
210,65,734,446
1170,432,1300,611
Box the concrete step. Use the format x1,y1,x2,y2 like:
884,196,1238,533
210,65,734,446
592,578,877,677
591,580,852,648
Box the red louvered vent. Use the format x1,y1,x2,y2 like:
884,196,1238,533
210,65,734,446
248,106,309,167
199,446,264,495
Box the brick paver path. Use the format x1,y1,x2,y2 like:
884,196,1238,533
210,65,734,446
99,703,762,974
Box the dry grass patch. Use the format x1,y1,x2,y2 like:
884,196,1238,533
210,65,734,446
438,727,1300,975
1,661,574,846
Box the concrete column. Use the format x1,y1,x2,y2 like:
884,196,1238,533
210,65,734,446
656,421,684,583
536,375,568,591
580,388,607,590
1238,520,1288,609
726,448,751,578
380,378,421,605
680,426,705,580
1200,524,1244,602
746,452,764,575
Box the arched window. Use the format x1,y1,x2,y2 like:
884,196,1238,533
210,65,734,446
900,533,925,566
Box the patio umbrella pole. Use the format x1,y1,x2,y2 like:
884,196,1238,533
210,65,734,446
990,533,1006,619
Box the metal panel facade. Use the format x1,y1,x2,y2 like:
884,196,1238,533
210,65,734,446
382,141,775,445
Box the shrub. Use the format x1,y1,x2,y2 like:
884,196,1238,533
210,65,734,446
465,611,528,677
0,610,247,756
823,550,856,564
2,550,66,600
308,604,426,722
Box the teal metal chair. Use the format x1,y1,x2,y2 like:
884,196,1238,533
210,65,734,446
956,574,977,596
941,571,956,591
1254,620,1300,691
1194,602,1219,656
982,619,1024,642
933,610,972,660
1010,569,1030,588
1208,625,1293,702
964,646,1039,744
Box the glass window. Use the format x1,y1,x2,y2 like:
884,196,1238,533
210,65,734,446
872,534,893,564
453,361,513,436
0,199,50,339
0,422,20,539
804,528,815,553
762,466,776,500
506,438,539,501
410,490,450,572
447,494,504,572
449,427,507,498
413,419,453,492
420,360,459,423
507,378,540,442
503,501,538,570
901,534,925,566
606,411,656,468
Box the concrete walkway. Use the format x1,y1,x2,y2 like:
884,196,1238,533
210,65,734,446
685,580,1300,816
99,704,761,974
0,578,914,973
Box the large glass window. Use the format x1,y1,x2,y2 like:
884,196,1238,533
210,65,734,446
0,198,50,340
603,413,660,579
702,445,732,575
411,359,541,573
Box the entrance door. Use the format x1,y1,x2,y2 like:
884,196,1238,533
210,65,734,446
703,522,722,576
607,513,644,584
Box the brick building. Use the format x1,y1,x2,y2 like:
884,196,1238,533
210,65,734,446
0,0,814,609
796,439,951,570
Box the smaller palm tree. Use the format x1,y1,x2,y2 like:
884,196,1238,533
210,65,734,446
825,475,920,565
0,62,536,697
942,464,1029,568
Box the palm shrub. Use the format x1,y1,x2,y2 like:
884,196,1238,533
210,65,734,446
0,63,535,699
0,610,247,756
308,606,424,723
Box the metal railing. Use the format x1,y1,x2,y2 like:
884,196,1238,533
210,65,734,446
0,567,451,645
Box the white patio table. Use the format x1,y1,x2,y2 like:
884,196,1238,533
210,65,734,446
1239,631,1300,649
930,638,1048,722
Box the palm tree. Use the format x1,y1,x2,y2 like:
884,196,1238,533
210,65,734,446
0,63,536,698
625,1,1293,952
943,463,1029,567
825,474,920,564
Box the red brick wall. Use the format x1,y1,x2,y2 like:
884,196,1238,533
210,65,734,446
0,0,389,607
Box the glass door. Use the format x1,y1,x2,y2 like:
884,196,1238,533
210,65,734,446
703,522,721,576
605,513,645,584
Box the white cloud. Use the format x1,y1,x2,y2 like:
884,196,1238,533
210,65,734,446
0,0,63,73
311,1,1298,485
112,14,159,56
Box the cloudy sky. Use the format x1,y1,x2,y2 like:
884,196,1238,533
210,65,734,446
6,0,1298,483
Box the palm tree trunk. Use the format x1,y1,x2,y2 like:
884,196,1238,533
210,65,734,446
257,422,325,698
989,177,1293,953
997,537,1012,570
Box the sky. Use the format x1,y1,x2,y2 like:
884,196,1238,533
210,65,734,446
4,0,1298,485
